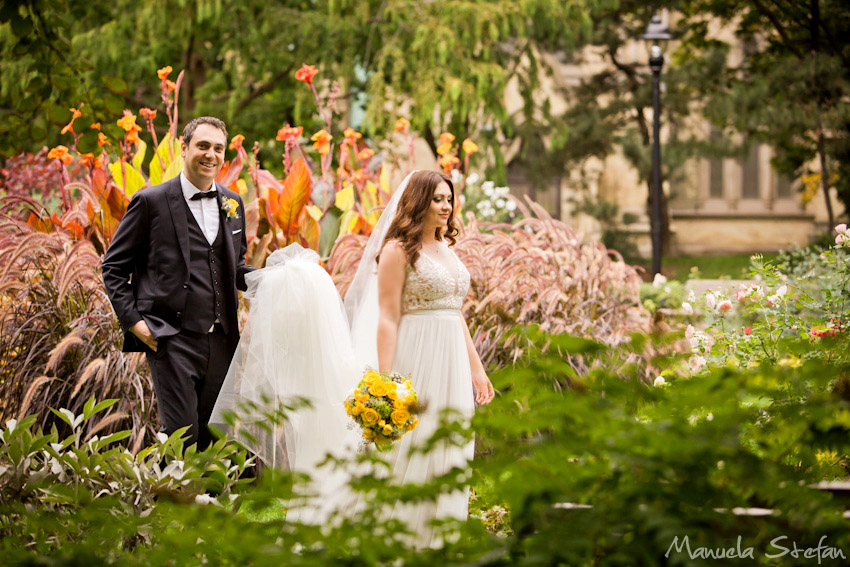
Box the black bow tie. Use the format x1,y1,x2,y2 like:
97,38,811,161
190,190,217,201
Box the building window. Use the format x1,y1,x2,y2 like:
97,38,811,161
741,142,759,199
776,172,793,199
708,127,723,199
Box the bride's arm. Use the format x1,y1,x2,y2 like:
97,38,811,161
460,317,495,405
376,242,406,372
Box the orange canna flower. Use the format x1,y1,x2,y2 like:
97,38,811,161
90,122,101,131
229,134,245,150
436,142,453,156
343,128,362,144
139,108,157,121
166,80,177,92
439,154,460,173
276,123,303,141
60,107,82,135
47,145,73,166
116,112,138,132
357,148,375,161
97,132,111,147
126,124,143,145
78,152,103,168
462,138,479,155
351,169,368,182
157,66,173,80
394,117,410,133
311,129,332,155
439,132,455,145
295,64,319,84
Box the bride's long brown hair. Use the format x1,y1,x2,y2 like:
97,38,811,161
381,170,460,266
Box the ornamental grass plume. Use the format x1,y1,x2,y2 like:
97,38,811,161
0,206,156,451
328,198,649,373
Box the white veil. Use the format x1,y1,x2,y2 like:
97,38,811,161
344,170,417,364
209,171,416,523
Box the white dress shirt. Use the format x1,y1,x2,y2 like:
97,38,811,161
180,172,220,245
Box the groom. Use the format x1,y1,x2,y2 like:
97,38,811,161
102,116,254,449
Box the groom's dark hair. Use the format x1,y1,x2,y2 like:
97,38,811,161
183,116,228,145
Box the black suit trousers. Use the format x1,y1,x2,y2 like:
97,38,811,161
146,327,236,450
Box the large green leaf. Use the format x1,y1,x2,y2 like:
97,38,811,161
318,207,342,258
132,138,147,173
108,161,147,197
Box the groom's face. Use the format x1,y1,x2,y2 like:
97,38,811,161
181,124,226,190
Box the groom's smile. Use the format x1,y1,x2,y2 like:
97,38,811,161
182,123,226,191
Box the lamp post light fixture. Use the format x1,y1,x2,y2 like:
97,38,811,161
640,15,674,277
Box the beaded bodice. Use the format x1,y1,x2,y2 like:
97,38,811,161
402,245,470,313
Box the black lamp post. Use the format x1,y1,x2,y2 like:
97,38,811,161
640,15,674,276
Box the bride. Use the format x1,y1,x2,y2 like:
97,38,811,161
209,169,494,545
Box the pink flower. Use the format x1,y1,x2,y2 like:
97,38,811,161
718,300,733,313
705,292,716,309
685,324,695,341
775,285,788,297
688,355,707,372
836,223,847,234
681,301,694,315
743,326,753,335
735,284,748,301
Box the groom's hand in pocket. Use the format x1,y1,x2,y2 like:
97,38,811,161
130,320,158,352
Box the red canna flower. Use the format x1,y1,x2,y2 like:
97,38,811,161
97,132,110,147
126,124,143,145
90,122,101,131
295,64,319,84
78,153,102,168
139,108,157,121
166,80,177,92
276,124,303,141
157,66,173,80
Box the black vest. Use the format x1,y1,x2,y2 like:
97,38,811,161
182,201,230,334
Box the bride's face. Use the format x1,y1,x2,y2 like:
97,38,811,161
424,182,453,232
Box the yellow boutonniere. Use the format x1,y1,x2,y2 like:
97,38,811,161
221,197,240,220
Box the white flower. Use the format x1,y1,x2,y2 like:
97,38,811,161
681,302,694,315
5,419,17,433
664,286,672,293
466,172,480,185
450,169,462,184
495,198,506,208
653,376,667,387
194,494,218,506
156,432,169,444
688,355,707,372
483,185,495,197
652,273,667,288
476,199,491,210
687,289,696,302
775,284,787,297
496,186,510,196
705,292,716,309
706,413,714,421
481,181,494,193
459,195,466,206
505,200,517,211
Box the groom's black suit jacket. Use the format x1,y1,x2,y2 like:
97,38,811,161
102,175,254,352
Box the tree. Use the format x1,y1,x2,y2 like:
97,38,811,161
678,0,850,225
1,0,604,170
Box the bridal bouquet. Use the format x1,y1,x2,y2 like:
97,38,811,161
345,369,419,450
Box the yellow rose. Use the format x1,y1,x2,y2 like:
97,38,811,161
361,408,380,425
344,399,352,415
369,380,388,397
382,424,394,436
363,428,374,440
390,408,410,427
352,402,365,416
363,370,381,384
354,391,370,403
403,396,417,409
406,417,419,432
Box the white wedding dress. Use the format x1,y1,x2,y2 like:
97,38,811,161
209,172,475,546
